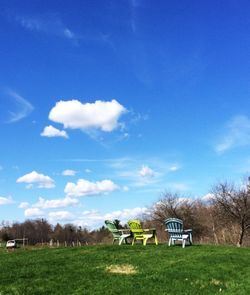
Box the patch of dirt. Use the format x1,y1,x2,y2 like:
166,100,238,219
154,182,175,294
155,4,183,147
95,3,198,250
106,264,137,275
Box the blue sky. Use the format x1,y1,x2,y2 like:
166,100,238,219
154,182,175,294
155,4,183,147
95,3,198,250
1,0,250,228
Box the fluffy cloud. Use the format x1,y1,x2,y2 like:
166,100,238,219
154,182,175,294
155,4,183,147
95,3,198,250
17,171,55,188
104,207,149,221
18,202,29,209
48,211,73,221
41,125,68,138
215,115,250,153
48,99,127,132
64,179,118,197
24,208,44,217
0,196,14,205
139,165,155,178
75,207,149,228
202,193,214,202
62,169,77,176
34,196,78,209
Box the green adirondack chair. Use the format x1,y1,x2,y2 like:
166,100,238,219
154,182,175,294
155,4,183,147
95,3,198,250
164,218,192,248
105,220,132,245
127,220,158,246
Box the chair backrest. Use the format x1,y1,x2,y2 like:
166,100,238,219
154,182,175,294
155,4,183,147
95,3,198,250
127,220,144,237
105,220,121,239
164,218,183,239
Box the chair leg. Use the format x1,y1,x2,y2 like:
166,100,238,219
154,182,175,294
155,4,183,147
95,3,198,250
168,238,171,246
119,238,124,246
143,238,148,246
189,234,193,245
132,238,135,246
182,239,186,248
154,235,158,245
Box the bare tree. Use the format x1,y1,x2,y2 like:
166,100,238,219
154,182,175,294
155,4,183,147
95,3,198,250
150,191,213,243
151,191,184,222
212,181,250,247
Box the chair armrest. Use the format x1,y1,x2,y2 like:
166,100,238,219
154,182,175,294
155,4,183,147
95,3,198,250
118,229,131,234
183,229,192,233
143,228,156,234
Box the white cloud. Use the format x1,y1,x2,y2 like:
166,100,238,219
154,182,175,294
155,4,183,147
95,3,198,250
5,89,34,123
123,186,130,192
105,207,149,221
139,165,155,178
62,169,77,176
64,179,119,197
169,165,180,172
18,202,30,209
75,207,149,228
48,99,127,132
215,115,250,153
41,125,68,138
48,211,73,221
0,165,3,171
201,193,214,202
34,196,78,209
0,196,14,205
24,207,44,217
17,171,55,188
85,169,91,173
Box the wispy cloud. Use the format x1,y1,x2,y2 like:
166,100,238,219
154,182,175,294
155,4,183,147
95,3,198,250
110,157,182,188
4,89,34,123
18,202,29,209
0,196,14,206
16,14,77,42
62,169,77,176
129,0,142,33
34,196,78,209
215,115,250,153
168,164,181,172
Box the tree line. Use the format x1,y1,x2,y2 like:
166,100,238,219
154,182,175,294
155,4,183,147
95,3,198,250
1,179,250,247
149,180,250,247
0,219,111,246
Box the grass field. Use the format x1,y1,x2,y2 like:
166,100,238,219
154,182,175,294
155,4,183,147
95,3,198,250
0,244,250,295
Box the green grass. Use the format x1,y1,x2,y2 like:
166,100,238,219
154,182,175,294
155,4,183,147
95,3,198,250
0,244,250,294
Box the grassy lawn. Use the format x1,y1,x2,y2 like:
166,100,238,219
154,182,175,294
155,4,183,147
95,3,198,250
0,244,250,295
